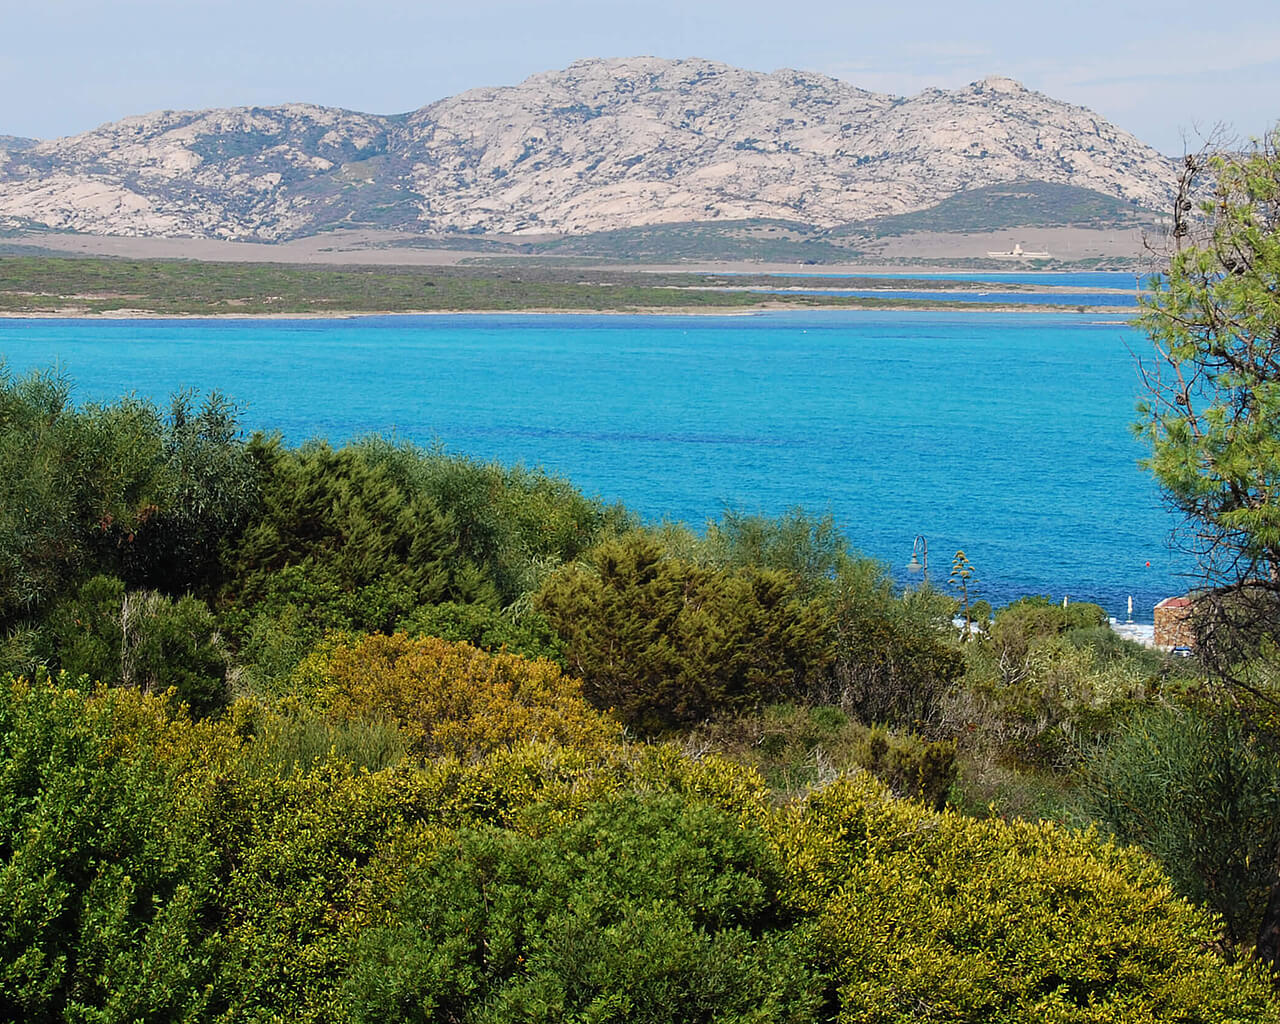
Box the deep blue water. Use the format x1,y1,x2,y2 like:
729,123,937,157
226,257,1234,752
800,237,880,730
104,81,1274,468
0,310,1194,621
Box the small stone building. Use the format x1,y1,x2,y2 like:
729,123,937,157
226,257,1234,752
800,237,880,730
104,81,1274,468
1154,596,1196,649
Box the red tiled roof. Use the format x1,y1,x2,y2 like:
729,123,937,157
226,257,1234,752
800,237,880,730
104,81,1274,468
1155,596,1193,609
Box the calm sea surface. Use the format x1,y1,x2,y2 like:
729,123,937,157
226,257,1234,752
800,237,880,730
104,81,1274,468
0,308,1195,621
747,289,1139,306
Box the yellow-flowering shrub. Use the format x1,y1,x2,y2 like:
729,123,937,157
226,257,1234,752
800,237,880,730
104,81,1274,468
297,632,622,760
8,675,1276,1024
776,772,1280,1023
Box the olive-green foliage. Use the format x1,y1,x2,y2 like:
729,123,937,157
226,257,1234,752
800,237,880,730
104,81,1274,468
225,561,428,695
687,704,957,810
122,390,260,594
1086,701,1280,954
229,439,495,619
780,772,1280,1023
34,575,123,688
354,437,632,606
38,575,229,717
346,792,821,1024
702,508,848,598
0,676,218,1023
230,698,408,777
856,724,956,812
536,534,833,734
993,596,1108,648
228,596,327,699
947,752,1085,826
1062,624,1168,672
821,558,963,730
0,371,258,629
397,601,565,665
955,611,1161,769
653,515,966,734
0,368,164,623
967,598,993,628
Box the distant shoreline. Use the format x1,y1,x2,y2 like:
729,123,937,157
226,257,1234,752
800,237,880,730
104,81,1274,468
0,248,1145,318
0,303,1135,320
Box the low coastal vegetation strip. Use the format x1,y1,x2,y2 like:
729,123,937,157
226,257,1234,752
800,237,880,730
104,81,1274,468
0,255,1117,315
2,366,1278,1020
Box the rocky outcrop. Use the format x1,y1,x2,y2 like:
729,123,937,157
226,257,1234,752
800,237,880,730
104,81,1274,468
0,58,1177,240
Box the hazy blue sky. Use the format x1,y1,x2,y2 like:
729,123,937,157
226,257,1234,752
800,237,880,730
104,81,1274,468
4,0,1277,154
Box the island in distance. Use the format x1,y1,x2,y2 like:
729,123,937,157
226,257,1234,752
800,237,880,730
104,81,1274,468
0,57,1177,265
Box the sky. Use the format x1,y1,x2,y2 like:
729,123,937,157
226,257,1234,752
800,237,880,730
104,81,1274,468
3,0,1277,155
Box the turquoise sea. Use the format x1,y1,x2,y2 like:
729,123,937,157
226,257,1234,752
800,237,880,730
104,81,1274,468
746,288,1139,306
0,308,1195,621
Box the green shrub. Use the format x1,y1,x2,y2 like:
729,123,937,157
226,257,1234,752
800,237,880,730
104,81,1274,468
226,440,498,626
3,677,1273,1024
38,574,229,716
345,792,822,1024
1085,700,1280,954
702,507,849,597
536,534,833,734
953,625,1156,770
355,438,633,605
120,390,260,595
0,369,165,623
397,601,565,665
0,371,258,624
967,599,992,628
0,676,218,1023
821,559,963,730
779,772,1280,1023
992,596,1108,655
232,698,408,777
687,704,956,809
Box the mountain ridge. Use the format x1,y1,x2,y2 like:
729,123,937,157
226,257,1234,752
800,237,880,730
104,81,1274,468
0,57,1177,242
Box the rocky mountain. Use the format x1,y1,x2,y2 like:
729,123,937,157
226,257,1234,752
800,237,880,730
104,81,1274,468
0,57,1177,241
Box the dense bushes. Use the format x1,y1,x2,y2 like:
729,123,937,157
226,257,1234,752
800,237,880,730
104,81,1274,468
0,370,164,623
3,676,1275,1024
536,534,833,734
395,601,565,664
1086,700,1280,956
0,372,259,628
686,703,957,810
353,437,633,605
823,559,963,729
227,440,498,627
951,600,1168,770
39,575,229,716
0,679,219,1023
348,793,821,1024
780,772,1280,1023
296,633,621,759
0,370,630,708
